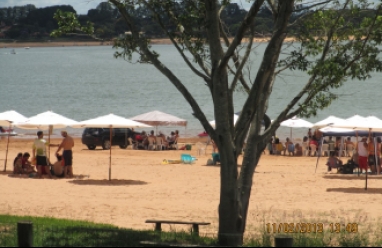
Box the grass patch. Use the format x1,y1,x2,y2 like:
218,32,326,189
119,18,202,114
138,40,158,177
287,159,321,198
0,214,381,247
0,215,216,247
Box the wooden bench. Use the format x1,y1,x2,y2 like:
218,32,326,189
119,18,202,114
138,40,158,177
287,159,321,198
145,220,210,236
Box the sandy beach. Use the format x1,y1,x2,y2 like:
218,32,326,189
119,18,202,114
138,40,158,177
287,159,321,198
1,136,381,236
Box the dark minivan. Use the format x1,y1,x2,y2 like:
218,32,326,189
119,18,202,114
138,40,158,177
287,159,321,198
82,128,137,150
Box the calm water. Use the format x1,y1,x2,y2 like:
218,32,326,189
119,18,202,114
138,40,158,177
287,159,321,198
0,44,381,140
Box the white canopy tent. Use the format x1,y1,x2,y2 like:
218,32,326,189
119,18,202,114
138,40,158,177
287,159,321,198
312,115,347,129
329,115,382,132
0,110,28,171
130,110,187,134
16,111,79,160
280,116,313,139
317,115,382,190
71,114,151,180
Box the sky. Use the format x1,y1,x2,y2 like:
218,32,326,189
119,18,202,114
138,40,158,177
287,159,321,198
0,0,253,14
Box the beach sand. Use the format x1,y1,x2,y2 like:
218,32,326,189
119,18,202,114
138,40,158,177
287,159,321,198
0,136,381,236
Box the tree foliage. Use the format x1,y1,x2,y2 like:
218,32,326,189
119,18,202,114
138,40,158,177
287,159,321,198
51,0,382,246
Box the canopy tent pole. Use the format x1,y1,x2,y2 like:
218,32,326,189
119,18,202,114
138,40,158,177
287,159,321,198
339,137,344,158
374,136,379,175
125,128,127,148
109,126,112,181
3,123,11,172
48,125,53,161
355,131,360,177
290,127,292,139
315,138,324,173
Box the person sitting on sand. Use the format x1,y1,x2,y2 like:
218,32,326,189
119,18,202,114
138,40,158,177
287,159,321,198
167,130,179,149
13,153,23,174
158,131,169,149
167,131,175,144
51,153,65,178
294,143,302,156
22,152,36,174
274,138,284,155
284,138,294,156
141,131,149,148
326,151,343,172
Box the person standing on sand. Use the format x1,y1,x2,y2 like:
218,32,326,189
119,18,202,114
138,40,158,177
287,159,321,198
33,131,52,178
56,130,74,178
357,136,368,174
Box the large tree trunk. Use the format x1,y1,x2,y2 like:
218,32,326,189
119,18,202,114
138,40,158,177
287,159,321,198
217,140,241,246
216,1,294,246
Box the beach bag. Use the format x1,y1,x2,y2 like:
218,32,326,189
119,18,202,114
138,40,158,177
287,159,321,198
340,165,354,174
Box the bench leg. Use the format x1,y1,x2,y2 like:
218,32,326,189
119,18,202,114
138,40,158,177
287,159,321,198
155,223,161,232
192,224,199,236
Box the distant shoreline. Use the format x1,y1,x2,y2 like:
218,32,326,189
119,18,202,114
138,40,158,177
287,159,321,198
0,37,295,48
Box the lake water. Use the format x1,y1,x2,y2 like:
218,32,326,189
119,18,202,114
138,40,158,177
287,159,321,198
0,44,381,140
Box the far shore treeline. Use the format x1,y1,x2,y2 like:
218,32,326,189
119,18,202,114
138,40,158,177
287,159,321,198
0,1,375,42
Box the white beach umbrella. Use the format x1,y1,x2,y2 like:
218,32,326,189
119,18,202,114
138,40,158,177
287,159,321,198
16,111,79,160
0,110,27,127
209,114,239,128
130,110,187,134
71,114,151,180
0,110,28,171
280,116,313,139
16,111,78,130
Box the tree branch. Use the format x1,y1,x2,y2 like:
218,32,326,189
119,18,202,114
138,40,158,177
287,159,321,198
235,0,294,149
143,1,212,86
218,0,265,72
109,0,216,140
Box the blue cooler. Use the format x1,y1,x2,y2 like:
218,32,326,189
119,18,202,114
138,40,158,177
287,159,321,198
212,153,220,165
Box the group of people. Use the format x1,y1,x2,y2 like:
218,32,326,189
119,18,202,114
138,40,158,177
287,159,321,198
268,127,382,174
13,130,75,178
268,137,298,156
132,130,179,150
13,152,35,174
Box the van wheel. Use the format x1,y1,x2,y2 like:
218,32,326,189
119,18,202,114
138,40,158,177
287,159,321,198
87,145,96,150
119,144,128,149
102,140,111,150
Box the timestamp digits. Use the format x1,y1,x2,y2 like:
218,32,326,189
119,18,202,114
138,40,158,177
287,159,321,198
266,223,324,233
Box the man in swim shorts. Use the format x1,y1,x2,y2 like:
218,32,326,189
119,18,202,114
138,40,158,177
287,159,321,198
33,131,52,178
357,136,368,174
56,130,74,178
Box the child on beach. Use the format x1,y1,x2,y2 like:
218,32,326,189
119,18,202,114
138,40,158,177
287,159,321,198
13,153,23,174
22,152,36,174
284,138,294,156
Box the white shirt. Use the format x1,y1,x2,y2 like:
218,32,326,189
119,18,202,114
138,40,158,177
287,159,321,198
358,141,368,157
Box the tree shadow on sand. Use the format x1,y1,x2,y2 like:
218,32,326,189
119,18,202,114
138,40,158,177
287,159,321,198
326,187,382,194
323,174,382,180
68,179,148,186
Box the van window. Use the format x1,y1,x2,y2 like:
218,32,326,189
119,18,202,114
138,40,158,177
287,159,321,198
85,128,99,135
